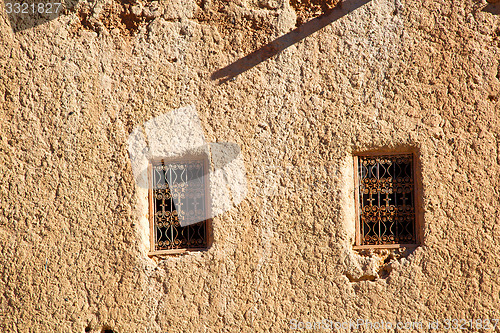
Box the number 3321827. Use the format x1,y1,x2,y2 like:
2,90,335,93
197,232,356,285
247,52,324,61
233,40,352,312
5,2,62,14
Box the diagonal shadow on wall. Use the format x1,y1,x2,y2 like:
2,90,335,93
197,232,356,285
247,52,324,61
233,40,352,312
211,0,371,84
483,2,500,15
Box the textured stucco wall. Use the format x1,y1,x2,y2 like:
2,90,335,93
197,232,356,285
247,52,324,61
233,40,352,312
1,0,500,331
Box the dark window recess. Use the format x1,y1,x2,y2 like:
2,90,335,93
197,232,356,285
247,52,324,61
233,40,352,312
357,154,416,246
151,160,208,252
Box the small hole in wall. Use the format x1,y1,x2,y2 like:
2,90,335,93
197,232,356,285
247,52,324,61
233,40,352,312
102,327,116,333
85,327,91,332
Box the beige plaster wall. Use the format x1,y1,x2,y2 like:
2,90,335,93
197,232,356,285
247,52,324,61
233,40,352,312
0,0,499,331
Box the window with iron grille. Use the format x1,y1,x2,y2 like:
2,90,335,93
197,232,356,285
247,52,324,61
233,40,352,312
148,157,211,255
354,153,419,249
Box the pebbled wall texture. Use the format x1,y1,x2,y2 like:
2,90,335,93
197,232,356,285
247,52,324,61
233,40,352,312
1,0,500,331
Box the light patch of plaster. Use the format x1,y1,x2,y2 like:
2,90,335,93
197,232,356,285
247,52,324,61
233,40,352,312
128,126,151,255
337,154,382,281
338,154,356,244
127,105,248,256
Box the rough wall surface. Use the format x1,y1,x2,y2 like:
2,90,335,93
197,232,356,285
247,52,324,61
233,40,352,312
0,0,500,331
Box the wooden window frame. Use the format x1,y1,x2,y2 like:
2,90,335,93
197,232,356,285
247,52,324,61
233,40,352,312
147,155,213,256
353,149,423,250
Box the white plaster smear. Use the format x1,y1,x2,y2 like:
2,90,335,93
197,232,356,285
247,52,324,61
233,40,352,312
128,105,248,237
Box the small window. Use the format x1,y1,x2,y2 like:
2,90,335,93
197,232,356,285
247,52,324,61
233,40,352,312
354,152,420,249
148,157,211,255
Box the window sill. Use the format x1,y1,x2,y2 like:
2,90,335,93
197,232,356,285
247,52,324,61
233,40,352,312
148,248,208,256
353,244,419,250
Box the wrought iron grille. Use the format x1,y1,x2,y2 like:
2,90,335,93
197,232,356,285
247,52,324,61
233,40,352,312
151,159,208,251
357,154,416,246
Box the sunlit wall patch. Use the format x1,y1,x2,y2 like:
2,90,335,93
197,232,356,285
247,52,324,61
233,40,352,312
127,105,248,256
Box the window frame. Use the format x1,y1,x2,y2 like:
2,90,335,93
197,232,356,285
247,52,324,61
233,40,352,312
147,155,213,256
353,149,422,250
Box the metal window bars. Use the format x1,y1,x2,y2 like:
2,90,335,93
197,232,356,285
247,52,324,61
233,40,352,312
150,159,208,252
357,154,416,246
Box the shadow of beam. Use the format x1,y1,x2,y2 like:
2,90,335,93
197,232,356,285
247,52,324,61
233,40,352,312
483,2,500,15
211,0,371,83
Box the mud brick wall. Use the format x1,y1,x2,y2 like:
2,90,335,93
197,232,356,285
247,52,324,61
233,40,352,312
0,0,499,331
